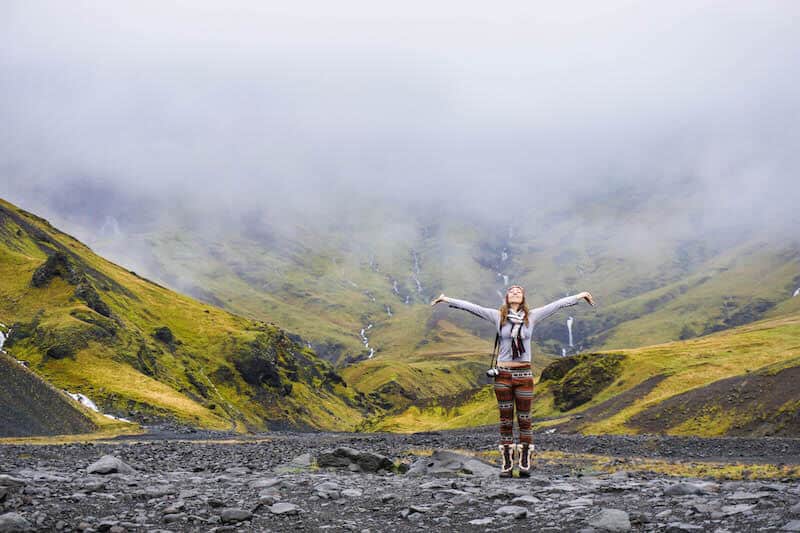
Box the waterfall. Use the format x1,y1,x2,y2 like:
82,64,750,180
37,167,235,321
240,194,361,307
360,324,376,358
369,255,380,273
501,249,509,262
562,348,566,357
567,316,574,347
410,249,423,294
794,288,800,297
0,323,7,353
392,280,400,295
385,305,393,317
65,391,132,423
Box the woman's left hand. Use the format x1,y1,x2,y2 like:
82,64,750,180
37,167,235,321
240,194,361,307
579,291,595,306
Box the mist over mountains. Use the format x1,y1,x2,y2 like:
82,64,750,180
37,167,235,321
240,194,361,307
2,2,799,249
2,2,799,372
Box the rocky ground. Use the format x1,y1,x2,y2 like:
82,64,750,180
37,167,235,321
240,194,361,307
2,426,800,532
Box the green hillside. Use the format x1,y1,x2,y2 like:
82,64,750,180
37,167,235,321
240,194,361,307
371,309,800,436
0,198,368,434
6,191,799,438
113,203,799,422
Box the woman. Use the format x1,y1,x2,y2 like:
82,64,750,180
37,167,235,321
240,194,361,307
431,286,595,478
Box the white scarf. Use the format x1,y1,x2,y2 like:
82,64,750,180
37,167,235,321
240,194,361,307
506,309,526,359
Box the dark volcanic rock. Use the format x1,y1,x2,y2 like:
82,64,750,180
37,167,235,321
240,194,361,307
0,354,97,438
31,252,82,287
220,508,252,523
316,446,393,472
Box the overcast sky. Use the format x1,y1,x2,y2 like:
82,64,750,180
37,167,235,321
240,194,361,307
1,1,799,239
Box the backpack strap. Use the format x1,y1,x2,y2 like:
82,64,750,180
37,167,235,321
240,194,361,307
490,331,500,368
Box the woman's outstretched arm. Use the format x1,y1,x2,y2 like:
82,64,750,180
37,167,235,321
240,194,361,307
431,293,500,324
529,291,595,324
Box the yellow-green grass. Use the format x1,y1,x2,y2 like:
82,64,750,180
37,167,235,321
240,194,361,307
596,240,800,350
367,385,498,432
476,449,800,480
366,311,800,435
0,198,365,434
533,311,800,435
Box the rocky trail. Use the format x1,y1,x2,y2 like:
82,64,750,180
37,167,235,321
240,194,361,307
2,427,800,532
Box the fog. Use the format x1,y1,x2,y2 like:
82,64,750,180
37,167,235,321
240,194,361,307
2,1,799,245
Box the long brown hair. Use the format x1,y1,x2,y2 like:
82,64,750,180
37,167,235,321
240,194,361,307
499,286,530,327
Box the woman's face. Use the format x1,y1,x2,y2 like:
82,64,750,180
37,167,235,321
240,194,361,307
506,286,524,304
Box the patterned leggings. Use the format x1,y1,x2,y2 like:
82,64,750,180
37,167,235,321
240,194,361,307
493,366,534,445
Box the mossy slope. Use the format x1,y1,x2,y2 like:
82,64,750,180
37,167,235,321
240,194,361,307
0,198,367,434
369,311,800,437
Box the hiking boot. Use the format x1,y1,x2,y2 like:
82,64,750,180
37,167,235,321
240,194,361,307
498,444,514,478
516,443,535,477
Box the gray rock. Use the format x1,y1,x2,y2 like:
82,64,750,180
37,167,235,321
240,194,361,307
782,521,800,532
664,483,707,496
721,504,755,515
316,447,393,472
450,494,475,505
0,476,25,488
291,453,313,467
469,517,494,525
269,503,301,515
588,509,631,532
220,508,252,523
727,491,773,501
258,494,277,506
790,502,800,516
0,513,32,533
223,466,249,476
495,505,528,519
163,513,186,524
665,523,704,532
341,489,362,498
86,456,135,475
163,501,185,515
249,478,282,490
511,495,542,505
407,450,496,477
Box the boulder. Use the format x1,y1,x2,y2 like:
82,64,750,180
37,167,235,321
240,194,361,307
588,508,631,532
220,508,252,524
316,447,393,473
407,450,496,477
86,455,135,475
0,513,32,533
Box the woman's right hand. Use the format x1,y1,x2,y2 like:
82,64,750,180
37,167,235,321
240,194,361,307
431,293,447,306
